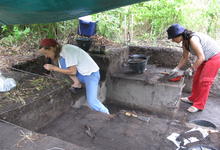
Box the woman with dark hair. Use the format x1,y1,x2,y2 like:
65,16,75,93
39,39,110,114
167,24,220,113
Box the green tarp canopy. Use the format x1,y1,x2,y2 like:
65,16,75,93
0,0,147,25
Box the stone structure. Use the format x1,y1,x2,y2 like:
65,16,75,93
107,68,185,116
129,46,220,97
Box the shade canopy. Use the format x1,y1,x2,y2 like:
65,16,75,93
0,0,148,25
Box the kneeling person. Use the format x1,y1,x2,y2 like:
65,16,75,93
39,39,109,114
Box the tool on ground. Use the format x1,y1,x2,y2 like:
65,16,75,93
84,125,95,138
124,112,150,122
160,72,169,75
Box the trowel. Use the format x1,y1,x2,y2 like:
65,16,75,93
160,72,184,82
167,74,184,82
124,112,150,122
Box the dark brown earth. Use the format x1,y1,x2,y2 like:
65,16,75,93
39,99,220,150
39,107,181,150
0,70,66,114
1,38,220,150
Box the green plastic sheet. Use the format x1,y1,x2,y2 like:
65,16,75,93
0,0,148,25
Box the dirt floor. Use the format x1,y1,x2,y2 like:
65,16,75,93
39,107,179,150
1,38,220,150
39,94,220,150
180,93,220,129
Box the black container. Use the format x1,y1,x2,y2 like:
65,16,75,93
129,54,147,59
127,54,150,74
76,38,92,52
188,145,216,150
190,120,217,129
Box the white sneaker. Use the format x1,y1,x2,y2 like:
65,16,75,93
180,97,193,104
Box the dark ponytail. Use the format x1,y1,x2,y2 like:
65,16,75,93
182,29,194,51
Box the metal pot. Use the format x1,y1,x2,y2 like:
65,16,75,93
127,54,150,74
129,54,147,59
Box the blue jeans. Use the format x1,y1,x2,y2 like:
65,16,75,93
77,71,109,114
59,57,109,114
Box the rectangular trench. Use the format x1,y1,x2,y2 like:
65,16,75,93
0,61,184,150
1,46,220,150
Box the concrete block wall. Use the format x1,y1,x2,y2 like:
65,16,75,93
90,46,129,77
107,73,184,115
90,46,129,102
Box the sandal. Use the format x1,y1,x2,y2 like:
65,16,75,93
187,106,200,113
180,97,193,104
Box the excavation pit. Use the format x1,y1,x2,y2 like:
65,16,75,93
0,46,220,150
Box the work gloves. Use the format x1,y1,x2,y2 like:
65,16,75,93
170,67,194,79
169,67,180,76
184,67,193,78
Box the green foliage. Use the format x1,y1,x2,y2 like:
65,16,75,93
0,19,78,47
0,0,220,47
92,8,125,41
133,0,185,37
0,25,30,46
204,0,220,38
92,0,220,41
92,0,187,41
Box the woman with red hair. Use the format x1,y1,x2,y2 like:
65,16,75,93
39,39,109,114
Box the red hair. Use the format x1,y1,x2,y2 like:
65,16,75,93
39,39,58,48
39,38,61,60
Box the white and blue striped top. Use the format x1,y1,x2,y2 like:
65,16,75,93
189,32,220,60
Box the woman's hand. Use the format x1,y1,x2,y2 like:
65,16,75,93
43,64,76,75
169,67,180,76
43,64,57,71
184,67,193,78
175,46,190,71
